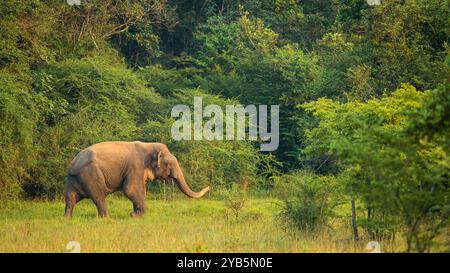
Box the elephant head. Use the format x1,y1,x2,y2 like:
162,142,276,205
152,147,210,198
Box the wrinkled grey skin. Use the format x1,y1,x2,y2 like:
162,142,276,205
64,141,210,218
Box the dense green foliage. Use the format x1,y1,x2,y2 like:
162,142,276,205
0,0,448,252
280,171,340,232
303,84,449,251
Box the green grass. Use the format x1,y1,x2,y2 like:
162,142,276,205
0,195,402,253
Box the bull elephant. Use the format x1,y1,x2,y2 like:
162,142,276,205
64,141,210,217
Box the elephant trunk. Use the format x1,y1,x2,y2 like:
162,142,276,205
173,165,210,198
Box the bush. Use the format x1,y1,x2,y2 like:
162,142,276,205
359,215,398,241
0,72,40,200
32,57,163,124
280,171,339,232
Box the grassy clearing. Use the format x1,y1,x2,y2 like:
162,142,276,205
0,195,404,253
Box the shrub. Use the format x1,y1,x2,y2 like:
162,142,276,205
280,171,339,232
0,72,40,200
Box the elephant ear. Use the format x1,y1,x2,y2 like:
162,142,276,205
157,150,162,168
68,149,95,175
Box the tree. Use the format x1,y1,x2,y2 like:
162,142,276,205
303,84,449,252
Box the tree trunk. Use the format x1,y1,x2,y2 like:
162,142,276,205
351,195,359,241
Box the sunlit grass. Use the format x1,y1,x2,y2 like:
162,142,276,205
0,195,408,253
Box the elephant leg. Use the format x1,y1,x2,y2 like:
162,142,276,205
123,181,147,217
127,191,146,217
92,196,108,218
64,190,83,218
78,163,109,218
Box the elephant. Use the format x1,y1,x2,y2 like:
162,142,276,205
64,141,210,217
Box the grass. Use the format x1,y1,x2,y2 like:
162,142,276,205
0,194,404,253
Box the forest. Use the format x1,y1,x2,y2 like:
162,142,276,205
0,0,449,253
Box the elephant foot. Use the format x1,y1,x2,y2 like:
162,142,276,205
130,210,145,218
97,212,108,218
